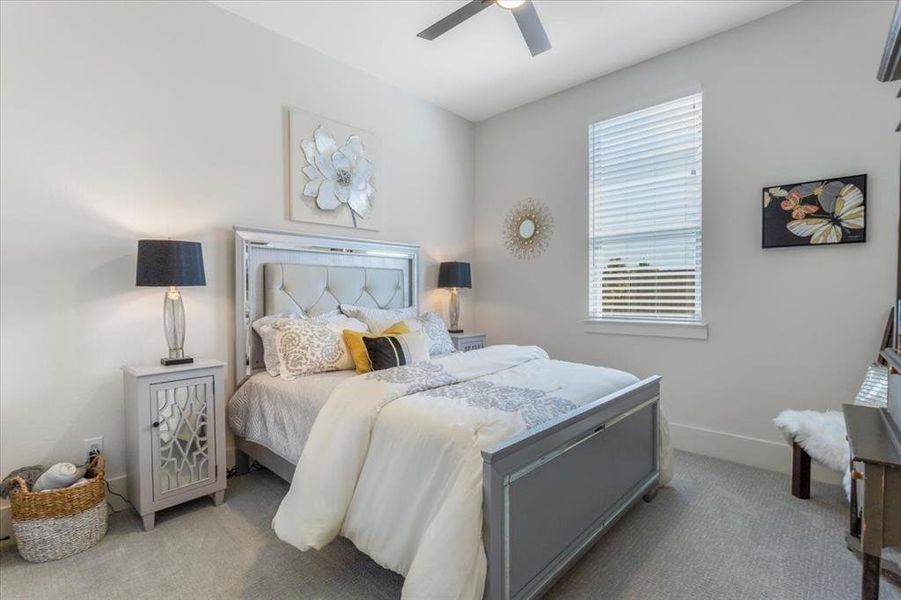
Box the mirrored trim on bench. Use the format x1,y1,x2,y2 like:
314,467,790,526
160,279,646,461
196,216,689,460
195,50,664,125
500,396,660,599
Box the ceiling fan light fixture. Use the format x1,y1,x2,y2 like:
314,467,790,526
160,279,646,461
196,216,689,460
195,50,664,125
418,0,550,57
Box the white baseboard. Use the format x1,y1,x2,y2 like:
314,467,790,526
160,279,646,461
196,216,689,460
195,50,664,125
0,474,129,542
669,421,842,485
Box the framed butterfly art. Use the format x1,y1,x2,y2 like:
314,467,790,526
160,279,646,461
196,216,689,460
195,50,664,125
762,174,866,248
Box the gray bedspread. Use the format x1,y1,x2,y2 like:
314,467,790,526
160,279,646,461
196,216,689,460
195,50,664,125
227,370,357,463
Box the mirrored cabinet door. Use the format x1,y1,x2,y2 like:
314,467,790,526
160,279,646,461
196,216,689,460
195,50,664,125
149,376,216,500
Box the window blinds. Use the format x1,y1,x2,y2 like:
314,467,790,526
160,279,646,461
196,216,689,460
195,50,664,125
588,93,703,322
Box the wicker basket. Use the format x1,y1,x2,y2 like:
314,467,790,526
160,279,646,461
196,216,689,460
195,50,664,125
9,454,108,563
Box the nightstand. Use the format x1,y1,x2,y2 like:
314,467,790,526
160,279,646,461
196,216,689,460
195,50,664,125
450,332,487,352
122,359,226,531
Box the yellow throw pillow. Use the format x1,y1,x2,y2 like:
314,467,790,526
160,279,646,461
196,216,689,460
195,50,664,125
343,321,411,374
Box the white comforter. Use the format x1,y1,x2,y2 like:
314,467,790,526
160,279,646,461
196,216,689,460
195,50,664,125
273,345,671,600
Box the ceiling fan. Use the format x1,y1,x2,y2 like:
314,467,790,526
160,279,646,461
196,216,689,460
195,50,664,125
417,0,551,57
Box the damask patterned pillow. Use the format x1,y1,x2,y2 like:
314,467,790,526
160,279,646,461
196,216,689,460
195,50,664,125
398,312,456,356
274,317,368,379
339,304,418,334
252,313,304,376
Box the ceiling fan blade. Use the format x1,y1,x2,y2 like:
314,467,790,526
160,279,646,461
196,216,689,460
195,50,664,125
512,1,551,56
417,0,494,41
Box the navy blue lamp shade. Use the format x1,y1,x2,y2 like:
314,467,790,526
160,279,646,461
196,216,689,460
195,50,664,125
136,240,206,287
438,261,471,289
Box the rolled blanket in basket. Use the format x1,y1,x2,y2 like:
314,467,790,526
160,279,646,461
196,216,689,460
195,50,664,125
32,463,84,492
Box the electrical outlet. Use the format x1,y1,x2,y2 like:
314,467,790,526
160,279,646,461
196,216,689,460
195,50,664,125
84,436,103,457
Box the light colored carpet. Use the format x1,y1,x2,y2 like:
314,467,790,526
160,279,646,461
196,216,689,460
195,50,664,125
1,451,898,599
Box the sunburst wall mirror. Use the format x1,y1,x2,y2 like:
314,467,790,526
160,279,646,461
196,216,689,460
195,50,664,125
503,198,554,260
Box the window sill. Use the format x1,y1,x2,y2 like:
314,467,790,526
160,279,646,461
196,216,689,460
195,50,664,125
584,319,708,340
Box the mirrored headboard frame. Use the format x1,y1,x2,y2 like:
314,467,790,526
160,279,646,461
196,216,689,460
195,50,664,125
234,226,419,386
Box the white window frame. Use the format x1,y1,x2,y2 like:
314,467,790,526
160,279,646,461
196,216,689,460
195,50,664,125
585,93,707,340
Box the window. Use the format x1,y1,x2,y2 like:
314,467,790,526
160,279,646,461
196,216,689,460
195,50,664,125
588,93,703,323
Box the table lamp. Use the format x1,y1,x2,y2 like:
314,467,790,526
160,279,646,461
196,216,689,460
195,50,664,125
438,261,471,333
136,240,206,365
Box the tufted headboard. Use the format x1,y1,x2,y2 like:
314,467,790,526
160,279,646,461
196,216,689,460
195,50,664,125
235,227,419,385
264,263,405,317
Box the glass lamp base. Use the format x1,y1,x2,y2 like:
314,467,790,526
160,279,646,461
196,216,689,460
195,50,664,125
162,287,190,366
448,288,463,334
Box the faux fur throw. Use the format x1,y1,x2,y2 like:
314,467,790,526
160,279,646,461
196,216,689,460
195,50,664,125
773,410,850,497
0,465,46,499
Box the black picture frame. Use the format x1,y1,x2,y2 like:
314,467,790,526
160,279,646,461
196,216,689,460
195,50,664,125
761,174,867,249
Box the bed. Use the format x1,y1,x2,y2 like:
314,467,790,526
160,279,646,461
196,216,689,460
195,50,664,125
230,226,667,600
228,369,355,466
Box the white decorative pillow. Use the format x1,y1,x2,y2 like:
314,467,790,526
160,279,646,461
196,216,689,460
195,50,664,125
310,309,346,323
401,312,456,356
274,317,368,379
339,304,418,335
252,313,304,376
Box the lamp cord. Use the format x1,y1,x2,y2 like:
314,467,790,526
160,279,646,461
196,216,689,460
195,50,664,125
105,479,129,513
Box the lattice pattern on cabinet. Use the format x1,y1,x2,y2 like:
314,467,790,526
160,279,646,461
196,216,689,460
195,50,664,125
155,382,210,493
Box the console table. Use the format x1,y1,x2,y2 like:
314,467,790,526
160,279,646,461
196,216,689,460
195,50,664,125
843,402,901,600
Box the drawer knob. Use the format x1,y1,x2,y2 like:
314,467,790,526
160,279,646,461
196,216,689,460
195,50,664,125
152,421,160,428
851,469,864,481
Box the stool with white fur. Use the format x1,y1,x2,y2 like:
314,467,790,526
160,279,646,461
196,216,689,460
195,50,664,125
773,410,851,499
774,334,891,500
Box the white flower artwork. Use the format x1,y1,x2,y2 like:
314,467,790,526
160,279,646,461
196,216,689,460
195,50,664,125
289,108,382,230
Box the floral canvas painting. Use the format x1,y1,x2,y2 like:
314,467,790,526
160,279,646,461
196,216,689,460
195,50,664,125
762,174,866,248
289,108,382,230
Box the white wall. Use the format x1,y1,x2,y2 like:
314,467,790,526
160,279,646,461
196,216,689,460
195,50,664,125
473,0,899,476
0,1,475,480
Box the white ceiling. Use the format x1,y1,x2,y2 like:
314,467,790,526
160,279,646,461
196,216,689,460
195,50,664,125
210,0,798,122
